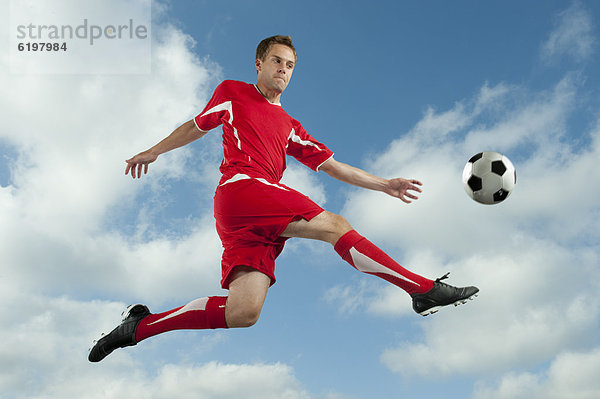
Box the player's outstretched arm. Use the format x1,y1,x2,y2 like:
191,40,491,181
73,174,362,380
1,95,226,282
125,120,207,179
319,157,422,203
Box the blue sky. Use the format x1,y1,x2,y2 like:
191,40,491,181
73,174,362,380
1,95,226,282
1,1,600,398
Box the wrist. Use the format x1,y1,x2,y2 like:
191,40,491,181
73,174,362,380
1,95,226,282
147,146,164,157
375,178,390,192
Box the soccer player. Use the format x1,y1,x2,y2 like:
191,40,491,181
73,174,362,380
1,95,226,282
89,35,478,362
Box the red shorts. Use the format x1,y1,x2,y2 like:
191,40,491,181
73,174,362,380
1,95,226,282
214,174,324,288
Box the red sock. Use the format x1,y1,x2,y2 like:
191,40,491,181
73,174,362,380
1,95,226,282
135,296,228,342
334,230,433,295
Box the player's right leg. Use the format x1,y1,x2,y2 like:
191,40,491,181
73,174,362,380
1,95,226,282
88,266,270,362
282,210,478,316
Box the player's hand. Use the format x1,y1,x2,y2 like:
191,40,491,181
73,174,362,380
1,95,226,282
384,178,423,203
125,150,158,179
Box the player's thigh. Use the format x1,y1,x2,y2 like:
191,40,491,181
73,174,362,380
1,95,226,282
280,210,352,245
226,266,271,326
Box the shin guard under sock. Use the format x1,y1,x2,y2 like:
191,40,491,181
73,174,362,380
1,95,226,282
135,296,228,342
334,230,433,295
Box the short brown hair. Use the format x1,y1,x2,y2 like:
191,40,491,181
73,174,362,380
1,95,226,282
256,35,297,62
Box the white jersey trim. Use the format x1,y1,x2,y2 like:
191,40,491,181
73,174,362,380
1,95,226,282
316,154,334,172
253,84,281,106
199,101,241,150
288,128,322,151
219,173,289,191
192,118,208,134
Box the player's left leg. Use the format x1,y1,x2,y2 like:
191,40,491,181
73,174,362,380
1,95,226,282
88,295,229,363
88,267,271,363
281,211,478,315
135,266,270,336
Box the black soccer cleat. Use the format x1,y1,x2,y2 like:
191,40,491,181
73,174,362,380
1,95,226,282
88,304,150,362
411,273,479,316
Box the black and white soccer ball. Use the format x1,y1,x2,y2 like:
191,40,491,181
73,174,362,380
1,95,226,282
462,151,516,205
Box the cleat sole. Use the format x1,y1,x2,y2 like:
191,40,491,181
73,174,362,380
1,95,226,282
418,293,478,317
419,306,441,316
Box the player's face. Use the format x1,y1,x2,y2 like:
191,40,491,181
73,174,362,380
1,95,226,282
256,44,296,94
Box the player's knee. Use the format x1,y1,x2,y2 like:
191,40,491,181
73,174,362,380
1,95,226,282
328,213,352,238
228,301,262,328
237,306,261,327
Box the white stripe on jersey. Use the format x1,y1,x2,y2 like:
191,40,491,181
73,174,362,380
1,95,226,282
219,173,290,191
199,101,241,150
287,128,322,151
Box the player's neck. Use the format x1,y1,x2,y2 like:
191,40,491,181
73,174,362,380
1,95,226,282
255,82,282,105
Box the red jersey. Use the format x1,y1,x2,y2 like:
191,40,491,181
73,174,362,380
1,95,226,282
194,80,334,184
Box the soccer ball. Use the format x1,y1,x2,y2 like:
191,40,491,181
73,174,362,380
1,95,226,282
462,151,516,205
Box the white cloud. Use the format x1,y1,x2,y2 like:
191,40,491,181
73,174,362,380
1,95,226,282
464,75,577,155
0,4,226,302
324,279,378,316
81,362,315,399
0,280,332,399
0,1,332,398
326,280,415,317
0,286,309,398
134,362,312,399
472,348,600,399
337,70,600,385
315,5,599,387
0,1,342,397
343,75,594,257
541,1,595,63
380,241,600,377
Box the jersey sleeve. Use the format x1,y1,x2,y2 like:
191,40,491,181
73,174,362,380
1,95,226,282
286,120,334,172
193,81,231,132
